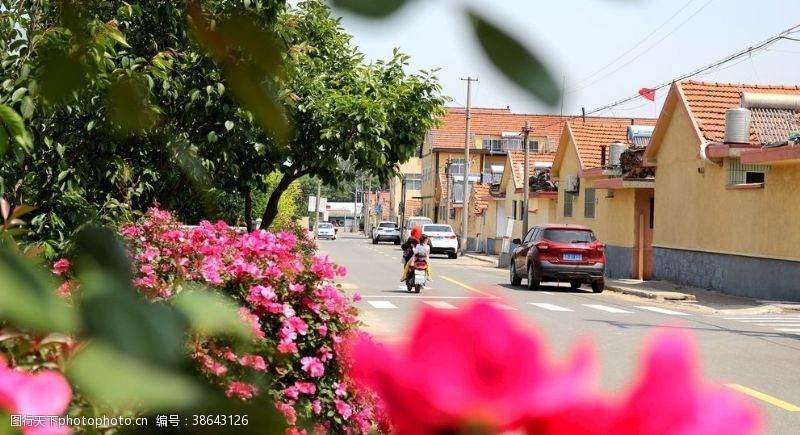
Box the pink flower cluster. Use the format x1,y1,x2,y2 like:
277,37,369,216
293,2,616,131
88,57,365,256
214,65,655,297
117,208,377,433
350,302,762,435
0,358,72,435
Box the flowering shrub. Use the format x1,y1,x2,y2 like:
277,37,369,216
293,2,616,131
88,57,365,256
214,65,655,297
0,357,72,435
350,302,762,435
115,208,379,432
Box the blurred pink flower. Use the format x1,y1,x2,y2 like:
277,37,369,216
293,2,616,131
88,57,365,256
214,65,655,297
352,293,362,302
350,302,595,433
239,355,267,371
295,381,317,395
284,386,300,400
301,356,325,378
317,324,328,337
226,381,256,400
277,341,298,354
52,258,72,276
335,399,353,420
0,358,72,435
312,399,322,414
276,401,297,425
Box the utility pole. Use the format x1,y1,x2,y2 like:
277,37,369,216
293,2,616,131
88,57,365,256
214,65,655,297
352,176,359,233
399,176,407,239
313,178,321,240
444,158,452,225
460,76,477,254
522,120,532,236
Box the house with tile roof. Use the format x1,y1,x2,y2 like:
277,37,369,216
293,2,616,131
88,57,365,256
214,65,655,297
642,80,800,301
419,107,566,245
552,117,657,279
387,158,422,225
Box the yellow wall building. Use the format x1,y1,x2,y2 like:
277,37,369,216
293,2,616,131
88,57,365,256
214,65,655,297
643,80,800,300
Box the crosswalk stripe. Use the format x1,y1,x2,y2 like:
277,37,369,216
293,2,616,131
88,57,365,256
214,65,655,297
367,301,398,309
490,302,517,311
723,318,800,321
540,292,554,295
635,306,690,316
529,303,573,312
775,328,800,333
583,304,632,314
424,301,458,310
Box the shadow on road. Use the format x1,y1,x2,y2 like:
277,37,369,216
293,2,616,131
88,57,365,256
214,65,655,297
494,283,596,294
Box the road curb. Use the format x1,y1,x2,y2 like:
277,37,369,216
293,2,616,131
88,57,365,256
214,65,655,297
462,253,499,266
605,284,697,302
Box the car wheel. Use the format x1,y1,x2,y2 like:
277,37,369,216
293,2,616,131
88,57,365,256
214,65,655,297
414,284,422,293
372,237,378,245
527,264,540,290
570,280,582,290
591,280,605,293
510,262,522,286
394,239,400,245
448,252,457,259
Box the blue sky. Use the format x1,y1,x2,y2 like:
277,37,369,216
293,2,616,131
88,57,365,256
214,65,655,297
328,0,800,119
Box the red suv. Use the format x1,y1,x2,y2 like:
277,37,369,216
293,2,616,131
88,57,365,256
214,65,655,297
510,224,605,293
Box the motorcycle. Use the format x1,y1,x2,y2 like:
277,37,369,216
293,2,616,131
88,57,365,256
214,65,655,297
405,253,428,293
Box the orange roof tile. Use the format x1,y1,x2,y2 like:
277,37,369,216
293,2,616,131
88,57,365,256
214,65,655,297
471,183,492,215
508,151,556,188
403,198,421,219
427,107,567,150
567,118,656,168
679,80,800,144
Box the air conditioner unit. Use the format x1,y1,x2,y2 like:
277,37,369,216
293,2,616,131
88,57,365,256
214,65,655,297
564,175,580,193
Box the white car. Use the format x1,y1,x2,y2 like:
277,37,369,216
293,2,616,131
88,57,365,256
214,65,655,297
372,221,400,245
422,224,458,259
316,222,336,240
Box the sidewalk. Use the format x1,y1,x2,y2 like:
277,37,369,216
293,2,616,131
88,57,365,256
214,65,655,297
461,252,800,314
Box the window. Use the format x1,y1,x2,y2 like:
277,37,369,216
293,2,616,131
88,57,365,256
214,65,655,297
523,228,536,243
512,200,518,220
584,188,596,218
519,200,525,219
564,192,574,217
727,158,767,185
483,162,503,184
482,138,502,151
449,158,466,175
405,174,422,191
527,140,539,152
543,229,596,243
649,197,654,229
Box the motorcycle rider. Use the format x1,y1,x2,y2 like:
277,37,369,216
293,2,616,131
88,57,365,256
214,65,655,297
400,226,422,281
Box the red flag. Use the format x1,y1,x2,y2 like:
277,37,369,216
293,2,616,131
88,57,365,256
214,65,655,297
638,87,656,101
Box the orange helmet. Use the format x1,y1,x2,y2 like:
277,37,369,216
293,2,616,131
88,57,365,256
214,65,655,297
410,225,422,240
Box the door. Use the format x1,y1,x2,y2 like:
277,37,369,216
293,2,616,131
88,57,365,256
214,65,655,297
633,189,654,279
514,228,537,275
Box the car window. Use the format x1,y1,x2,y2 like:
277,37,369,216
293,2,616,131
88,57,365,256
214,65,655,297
423,225,452,233
379,222,397,228
543,229,596,243
523,228,536,244
318,223,333,228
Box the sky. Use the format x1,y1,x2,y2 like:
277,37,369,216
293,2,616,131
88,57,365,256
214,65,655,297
326,0,800,119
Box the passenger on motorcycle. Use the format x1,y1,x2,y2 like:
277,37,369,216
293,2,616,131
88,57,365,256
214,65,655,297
401,234,432,282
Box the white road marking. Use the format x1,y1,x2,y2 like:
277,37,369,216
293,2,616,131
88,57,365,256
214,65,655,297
583,304,632,314
757,324,800,327
540,291,554,295
361,295,494,299
424,301,458,310
775,328,800,333
367,301,398,309
490,302,517,311
726,318,800,322
529,303,573,312
635,306,690,316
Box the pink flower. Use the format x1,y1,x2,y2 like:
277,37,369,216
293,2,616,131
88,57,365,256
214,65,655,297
300,356,325,378
0,358,72,435
284,386,300,400
333,382,347,397
317,324,328,337
286,317,309,335
120,224,141,238
226,381,257,400
276,401,297,425
352,292,362,302
238,308,265,340
350,301,595,433
52,258,71,276
140,264,154,275
278,341,299,354
336,265,347,277
56,281,77,296
312,399,322,415
239,355,267,371
335,399,353,420
295,381,317,395
199,355,228,376
289,283,305,293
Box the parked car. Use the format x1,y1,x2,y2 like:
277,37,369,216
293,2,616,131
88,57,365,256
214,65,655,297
401,216,433,243
372,221,401,244
316,222,337,240
509,224,605,292
421,224,458,259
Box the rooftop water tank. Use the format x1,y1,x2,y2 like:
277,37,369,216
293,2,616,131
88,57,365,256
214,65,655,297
723,108,751,144
609,142,627,166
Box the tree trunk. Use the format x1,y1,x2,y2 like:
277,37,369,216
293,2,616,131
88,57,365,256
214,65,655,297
259,171,304,230
244,186,253,232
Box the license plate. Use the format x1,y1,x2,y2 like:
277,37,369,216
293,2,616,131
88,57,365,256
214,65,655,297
563,253,582,261
435,236,444,240
414,271,426,283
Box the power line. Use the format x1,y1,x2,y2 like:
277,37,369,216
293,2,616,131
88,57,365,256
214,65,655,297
569,0,701,90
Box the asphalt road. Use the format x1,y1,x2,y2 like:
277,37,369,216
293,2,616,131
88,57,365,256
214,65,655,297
319,233,800,434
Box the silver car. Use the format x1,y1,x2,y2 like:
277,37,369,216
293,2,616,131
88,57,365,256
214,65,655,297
316,222,336,240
